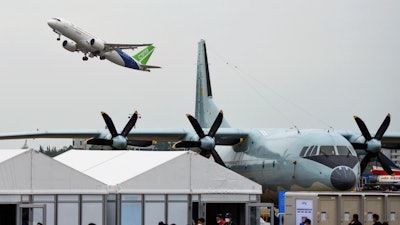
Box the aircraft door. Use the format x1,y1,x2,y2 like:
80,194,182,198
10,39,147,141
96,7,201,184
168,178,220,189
19,204,45,225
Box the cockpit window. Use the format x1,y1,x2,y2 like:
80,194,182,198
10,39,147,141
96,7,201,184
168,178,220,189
305,146,313,157
52,18,61,22
305,145,318,156
300,146,308,157
320,146,335,156
337,146,351,155
310,146,318,155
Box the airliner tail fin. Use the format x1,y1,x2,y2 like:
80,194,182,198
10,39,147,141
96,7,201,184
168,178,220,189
133,45,155,65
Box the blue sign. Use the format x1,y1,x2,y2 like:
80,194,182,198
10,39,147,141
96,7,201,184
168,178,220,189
278,191,286,213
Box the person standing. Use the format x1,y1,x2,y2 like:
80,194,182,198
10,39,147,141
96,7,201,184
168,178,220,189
197,218,205,225
373,214,382,225
224,212,235,225
216,213,226,225
349,214,362,225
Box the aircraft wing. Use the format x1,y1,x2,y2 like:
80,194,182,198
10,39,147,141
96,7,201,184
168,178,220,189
104,43,152,51
0,128,249,144
338,130,400,148
126,128,249,142
0,130,105,140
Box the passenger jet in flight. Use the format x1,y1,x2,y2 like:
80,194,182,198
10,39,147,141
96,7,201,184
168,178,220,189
1,40,399,202
47,18,160,71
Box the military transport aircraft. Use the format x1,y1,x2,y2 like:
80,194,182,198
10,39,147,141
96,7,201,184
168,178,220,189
47,17,160,71
1,40,399,202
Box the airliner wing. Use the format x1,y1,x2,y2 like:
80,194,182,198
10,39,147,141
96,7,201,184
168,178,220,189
104,43,152,51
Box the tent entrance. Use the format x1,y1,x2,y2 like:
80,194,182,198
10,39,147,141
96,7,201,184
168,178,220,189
19,204,45,225
0,204,17,225
246,202,275,225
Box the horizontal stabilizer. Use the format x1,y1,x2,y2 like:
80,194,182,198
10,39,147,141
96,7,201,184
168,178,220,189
144,65,161,69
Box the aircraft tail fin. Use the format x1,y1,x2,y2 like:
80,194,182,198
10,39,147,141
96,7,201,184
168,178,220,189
133,45,155,65
195,40,230,128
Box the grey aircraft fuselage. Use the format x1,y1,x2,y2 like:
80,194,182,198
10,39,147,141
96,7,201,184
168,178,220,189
214,128,359,202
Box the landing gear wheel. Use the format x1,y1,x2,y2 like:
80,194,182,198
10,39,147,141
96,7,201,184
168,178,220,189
83,56,88,61
100,56,106,60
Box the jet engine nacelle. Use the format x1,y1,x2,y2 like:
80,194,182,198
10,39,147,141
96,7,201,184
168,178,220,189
90,38,106,51
62,40,78,52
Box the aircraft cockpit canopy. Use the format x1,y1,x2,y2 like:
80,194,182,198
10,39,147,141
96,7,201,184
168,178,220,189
299,145,355,157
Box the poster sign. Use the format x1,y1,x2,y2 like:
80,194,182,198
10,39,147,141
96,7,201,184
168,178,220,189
296,199,313,225
278,191,286,213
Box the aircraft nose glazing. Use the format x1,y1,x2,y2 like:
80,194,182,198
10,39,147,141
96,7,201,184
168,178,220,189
330,166,356,190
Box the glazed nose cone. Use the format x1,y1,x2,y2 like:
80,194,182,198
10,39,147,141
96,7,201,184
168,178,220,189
330,166,356,190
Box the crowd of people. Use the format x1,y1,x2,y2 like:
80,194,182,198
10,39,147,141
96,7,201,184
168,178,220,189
215,212,235,225
157,212,235,225
347,213,390,225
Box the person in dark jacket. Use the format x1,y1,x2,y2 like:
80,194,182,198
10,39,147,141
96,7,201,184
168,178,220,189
373,214,382,225
349,214,362,225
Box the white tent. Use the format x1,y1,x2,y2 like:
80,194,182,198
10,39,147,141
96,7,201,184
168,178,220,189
0,149,262,225
55,150,262,195
0,149,108,194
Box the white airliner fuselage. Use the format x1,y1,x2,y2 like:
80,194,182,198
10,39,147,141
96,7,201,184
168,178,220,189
47,18,159,71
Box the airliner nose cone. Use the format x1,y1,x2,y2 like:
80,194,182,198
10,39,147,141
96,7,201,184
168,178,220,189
47,19,55,27
330,166,356,190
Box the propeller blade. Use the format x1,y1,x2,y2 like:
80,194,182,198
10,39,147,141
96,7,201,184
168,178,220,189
187,114,206,138
351,142,368,149
377,151,399,169
101,112,118,137
210,148,226,167
377,152,394,175
360,153,374,173
173,141,201,149
354,116,372,141
208,110,223,137
374,113,390,140
86,138,113,146
127,139,155,147
121,111,138,137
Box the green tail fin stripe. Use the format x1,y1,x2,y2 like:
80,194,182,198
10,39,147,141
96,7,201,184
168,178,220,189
133,45,155,65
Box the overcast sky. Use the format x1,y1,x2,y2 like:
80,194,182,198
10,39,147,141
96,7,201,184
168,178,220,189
0,0,399,149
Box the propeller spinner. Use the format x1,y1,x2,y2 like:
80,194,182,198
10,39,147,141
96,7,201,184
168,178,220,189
174,110,243,167
86,111,154,149
352,114,395,175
